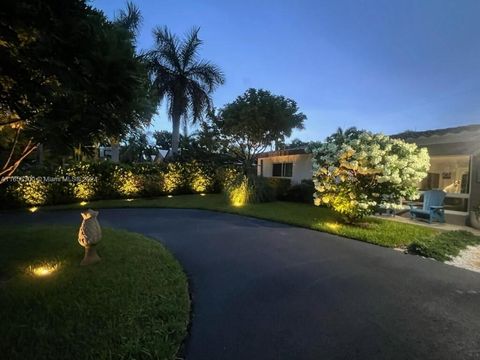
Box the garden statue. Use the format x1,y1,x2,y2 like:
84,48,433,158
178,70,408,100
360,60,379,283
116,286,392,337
78,209,102,266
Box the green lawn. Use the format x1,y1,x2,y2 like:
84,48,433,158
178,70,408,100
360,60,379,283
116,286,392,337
44,194,439,248
408,230,480,261
0,226,190,360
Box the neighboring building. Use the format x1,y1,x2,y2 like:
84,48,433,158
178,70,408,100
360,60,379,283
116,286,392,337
257,124,480,226
257,148,313,184
394,124,480,225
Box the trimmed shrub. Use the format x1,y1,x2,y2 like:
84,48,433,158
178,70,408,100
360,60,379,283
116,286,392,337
14,177,49,205
112,166,142,197
184,161,215,194
2,160,220,208
264,178,291,199
61,162,99,201
283,180,315,204
163,162,184,194
250,176,276,203
223,172,276,206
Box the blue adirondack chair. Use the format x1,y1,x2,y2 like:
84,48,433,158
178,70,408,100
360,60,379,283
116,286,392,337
408,190,446,224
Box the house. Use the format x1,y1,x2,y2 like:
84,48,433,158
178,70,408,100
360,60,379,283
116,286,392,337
257,147,313,184
257,124,480,226
394,124,480,225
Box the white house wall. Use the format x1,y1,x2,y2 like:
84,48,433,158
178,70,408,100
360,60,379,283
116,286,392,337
258,154,313,184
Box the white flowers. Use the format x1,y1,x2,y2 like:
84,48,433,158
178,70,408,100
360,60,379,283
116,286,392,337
310,130,430,222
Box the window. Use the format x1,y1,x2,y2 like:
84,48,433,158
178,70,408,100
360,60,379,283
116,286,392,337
284,163,293,177
272,163,282,177
419,155,470,194
418,155,471,212
272,163,293,178
260,159,264,176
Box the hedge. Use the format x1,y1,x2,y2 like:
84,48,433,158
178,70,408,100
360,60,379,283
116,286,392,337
0,161,218,209
1,162,313,209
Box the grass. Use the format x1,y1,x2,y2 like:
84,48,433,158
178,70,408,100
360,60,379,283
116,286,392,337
408,230,480,261
42,194,439,248
0,225,190,360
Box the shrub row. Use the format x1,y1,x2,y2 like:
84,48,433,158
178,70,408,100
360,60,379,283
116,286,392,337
1,161,218,208
1,161,314,208
222,171,292,206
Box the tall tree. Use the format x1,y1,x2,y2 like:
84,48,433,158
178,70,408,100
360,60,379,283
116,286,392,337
145,27,225,157
0,0,155,182
326,126,361,146
215,88,306,173
286,138,309,149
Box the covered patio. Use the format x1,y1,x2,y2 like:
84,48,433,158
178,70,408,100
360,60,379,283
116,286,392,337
394,124,480,227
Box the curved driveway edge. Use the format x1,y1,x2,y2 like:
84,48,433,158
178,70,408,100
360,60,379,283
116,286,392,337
1,208,480,359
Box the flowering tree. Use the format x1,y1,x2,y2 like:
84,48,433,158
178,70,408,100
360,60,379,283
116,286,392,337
309,130,430,223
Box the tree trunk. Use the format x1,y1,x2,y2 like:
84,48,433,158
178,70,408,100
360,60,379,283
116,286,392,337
183,119,188,138
171,114,181,157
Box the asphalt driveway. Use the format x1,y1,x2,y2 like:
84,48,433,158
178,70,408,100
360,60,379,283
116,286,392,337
2,208,480,359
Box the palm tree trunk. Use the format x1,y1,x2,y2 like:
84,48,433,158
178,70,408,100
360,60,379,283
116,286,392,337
171,114,181,157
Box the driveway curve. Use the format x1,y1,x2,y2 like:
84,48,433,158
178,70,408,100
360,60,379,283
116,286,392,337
2,208,480,359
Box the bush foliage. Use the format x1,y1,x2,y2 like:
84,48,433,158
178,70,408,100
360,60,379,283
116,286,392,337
222,170,287,206
2,161,218,208
282,180,315,204
310,130,430,223
3,160,316,209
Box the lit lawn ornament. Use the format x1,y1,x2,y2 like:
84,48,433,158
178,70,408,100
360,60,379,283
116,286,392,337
78,209,102,266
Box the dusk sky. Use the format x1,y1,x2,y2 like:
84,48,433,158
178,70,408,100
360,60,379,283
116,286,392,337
93,0,480,142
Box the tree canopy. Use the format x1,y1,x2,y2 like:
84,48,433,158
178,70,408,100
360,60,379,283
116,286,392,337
145,27,225,157
215,88,306,172
0,0,155,181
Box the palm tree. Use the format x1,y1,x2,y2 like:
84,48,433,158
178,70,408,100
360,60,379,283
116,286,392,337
327,126,360,145
145,27,225,156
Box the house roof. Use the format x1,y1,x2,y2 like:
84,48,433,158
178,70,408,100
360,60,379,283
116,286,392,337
393,124,480,156
393,124,480,140
257,147,307,158
424,141,480,156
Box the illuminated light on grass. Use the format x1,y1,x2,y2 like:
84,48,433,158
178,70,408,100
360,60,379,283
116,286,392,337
200,193,206,196
28,262,60,277
28,206,38,213
167,195,173,198
325,222,342,231
125,198,134,202
80,201,88,206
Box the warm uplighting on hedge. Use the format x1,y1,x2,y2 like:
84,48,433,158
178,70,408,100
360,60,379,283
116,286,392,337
10,161,217,207
28,206,38,213
28,262,60,277
190,173,213,193
16,177,48,206
74,183,96,201
229,180,249,207
113,167,141,197
163,163,183,194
